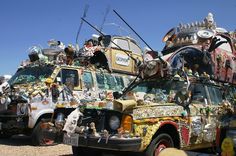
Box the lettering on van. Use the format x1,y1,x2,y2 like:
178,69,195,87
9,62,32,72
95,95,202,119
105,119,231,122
115,54,130,66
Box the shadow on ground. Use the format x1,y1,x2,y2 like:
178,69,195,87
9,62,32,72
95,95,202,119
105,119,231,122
0,135,32,146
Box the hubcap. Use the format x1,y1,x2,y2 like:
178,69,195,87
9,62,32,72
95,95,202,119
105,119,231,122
42,138,54,145
154,140,170,156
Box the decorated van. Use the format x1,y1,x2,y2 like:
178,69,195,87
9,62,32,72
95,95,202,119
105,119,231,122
0,34,142,145
63,13,236,156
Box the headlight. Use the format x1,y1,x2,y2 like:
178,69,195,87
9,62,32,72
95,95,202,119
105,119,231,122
0,96,11,105
109,115,120,130
0,97,6,104
17,103,28,115
55,113,65,129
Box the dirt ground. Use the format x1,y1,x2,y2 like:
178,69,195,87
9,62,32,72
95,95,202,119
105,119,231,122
0,135,121,156
0,135,217,156
0,135,72,156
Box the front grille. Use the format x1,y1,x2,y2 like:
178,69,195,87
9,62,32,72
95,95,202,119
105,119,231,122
80,108,122,133
0,104,7,112
0,103,17,115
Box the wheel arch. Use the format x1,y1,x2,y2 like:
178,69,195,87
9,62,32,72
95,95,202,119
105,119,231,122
34,113,53,127
30,113,53,130
28,108,54,128
152,122,180,149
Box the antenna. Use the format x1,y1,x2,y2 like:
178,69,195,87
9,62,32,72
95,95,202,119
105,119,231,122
75,4,89,51
104,23,131,36
113,10,165,63
113,10,153,51
99,5,110,32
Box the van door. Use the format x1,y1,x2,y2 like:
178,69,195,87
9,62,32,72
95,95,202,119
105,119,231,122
82,71,94,90
188,83,210,147
81,71,97,103
206,85,224,145
54,68,80,104
57,68,80,90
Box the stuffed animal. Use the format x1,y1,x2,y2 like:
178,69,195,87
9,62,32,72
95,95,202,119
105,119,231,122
63,108,83,136
221,137,235,156
64,45,75,65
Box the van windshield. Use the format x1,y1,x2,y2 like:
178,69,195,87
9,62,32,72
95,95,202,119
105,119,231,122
127,79,186,103
8,66,55,85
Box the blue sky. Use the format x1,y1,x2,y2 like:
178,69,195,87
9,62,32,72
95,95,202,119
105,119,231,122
0,0,235,76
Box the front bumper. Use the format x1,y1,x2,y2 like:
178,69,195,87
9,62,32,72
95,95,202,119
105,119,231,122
63,133,141,152
0,114,28,132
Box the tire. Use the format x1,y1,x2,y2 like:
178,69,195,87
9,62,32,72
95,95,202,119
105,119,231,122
72,146,102,156
144,133,174,156
31,119,57,146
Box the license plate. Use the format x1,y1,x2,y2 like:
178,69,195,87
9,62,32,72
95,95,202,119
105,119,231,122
63,133,79,146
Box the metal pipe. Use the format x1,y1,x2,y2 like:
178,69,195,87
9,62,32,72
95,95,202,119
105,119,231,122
75,4,89,49
113,10,165,64
113,10,153,52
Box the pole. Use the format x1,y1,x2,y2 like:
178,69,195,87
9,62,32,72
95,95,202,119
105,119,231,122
75,5,89,49
113,10,165,64
113,10,153,51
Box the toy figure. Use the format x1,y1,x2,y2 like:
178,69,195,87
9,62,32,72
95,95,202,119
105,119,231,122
90,122,100,137
175,86,191,108
221,137,235,156
51,83,60,103
64,44,75,65
204,12,216,29
63,108,83,136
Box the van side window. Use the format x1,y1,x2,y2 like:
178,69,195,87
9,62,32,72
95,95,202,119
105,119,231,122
59,69,79,87
82,72,93,89
105,74,116,90
207,86,223,105
224,86,236,102
191,84,207,103
130,40,142,55
114,76,124,91
96,73,105,89
111,38,129,51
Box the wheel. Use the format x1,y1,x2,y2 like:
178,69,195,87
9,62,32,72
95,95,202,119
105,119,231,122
144,133,174,156
72,146,102,156
31,119,57,146
72,146,80,156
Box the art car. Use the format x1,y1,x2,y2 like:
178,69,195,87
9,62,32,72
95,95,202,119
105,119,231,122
62,13,236,156
0,34,142,145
